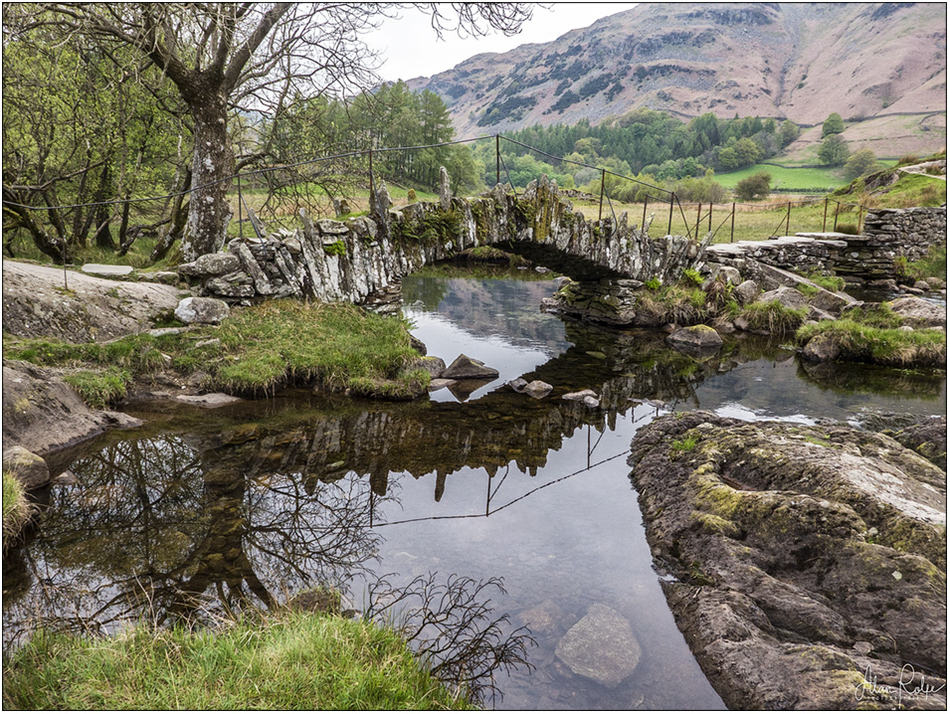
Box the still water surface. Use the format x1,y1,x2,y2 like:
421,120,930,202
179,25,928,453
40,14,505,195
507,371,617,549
3,272,945,709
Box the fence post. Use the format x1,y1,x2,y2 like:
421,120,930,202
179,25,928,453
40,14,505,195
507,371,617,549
822,197,828,232
858,203,864,233
668,193,675,235
833,202,839,231
237,173,243,240
369,148,375,203
786,201,791,235
598,169,606,223
496,135,500,187
731,202,736,242
708,203,712,234
642,197,648,233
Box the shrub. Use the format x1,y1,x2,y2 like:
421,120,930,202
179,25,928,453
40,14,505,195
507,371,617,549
735,171,772,201
835,222,859,235
682,268,704,286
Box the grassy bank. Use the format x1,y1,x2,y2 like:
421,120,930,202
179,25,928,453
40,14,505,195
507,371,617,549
3,611,471,710
3,300,430,402
2,471,31,545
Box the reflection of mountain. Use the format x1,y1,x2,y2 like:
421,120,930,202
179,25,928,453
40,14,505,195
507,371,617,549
404,275,567,351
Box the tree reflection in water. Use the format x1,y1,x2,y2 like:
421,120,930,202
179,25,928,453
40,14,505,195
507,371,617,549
365,572,536,706
2,432,535,702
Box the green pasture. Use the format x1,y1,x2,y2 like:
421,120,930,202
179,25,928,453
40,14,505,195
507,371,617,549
713,164,847,192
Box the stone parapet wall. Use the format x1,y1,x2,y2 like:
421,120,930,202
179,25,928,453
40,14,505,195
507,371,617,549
179,176,711,307
704,235,847,275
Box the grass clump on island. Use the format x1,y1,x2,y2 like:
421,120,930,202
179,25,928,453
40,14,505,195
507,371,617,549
2,471,31,545
3,300,429,403
797,302,947,368
797,320,947,368
2,610,472,711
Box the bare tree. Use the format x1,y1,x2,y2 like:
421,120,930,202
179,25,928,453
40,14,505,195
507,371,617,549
4,3,534,261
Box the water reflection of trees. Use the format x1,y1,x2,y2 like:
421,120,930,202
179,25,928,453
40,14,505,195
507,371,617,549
3,435,392,641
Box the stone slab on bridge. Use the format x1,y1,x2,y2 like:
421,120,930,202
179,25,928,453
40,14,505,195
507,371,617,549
181,175,711,307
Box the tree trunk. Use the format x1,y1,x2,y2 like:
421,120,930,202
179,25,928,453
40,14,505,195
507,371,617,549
181,93,233,261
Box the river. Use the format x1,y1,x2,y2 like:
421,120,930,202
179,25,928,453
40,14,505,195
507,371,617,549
3,269,945,710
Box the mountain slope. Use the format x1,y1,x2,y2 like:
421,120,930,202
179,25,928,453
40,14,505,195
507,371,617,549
407,2,946,150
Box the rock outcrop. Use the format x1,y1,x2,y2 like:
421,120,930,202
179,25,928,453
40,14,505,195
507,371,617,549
628,411,947,710
2,261,184,343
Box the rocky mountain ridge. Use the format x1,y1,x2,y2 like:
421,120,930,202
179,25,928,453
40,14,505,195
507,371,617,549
407,2,946,150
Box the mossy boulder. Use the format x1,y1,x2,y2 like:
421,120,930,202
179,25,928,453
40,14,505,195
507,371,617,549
628,411,947,710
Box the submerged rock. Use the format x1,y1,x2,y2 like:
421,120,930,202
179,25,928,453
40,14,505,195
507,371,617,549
555,603,641,688
522,380,553,399
628,412,947,710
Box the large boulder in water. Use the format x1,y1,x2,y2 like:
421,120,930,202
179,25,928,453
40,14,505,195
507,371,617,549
628,411,947,710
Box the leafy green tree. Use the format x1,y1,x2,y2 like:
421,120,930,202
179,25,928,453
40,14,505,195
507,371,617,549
734,137,763,168
779,120,800,147
2,37,184,261
6,3,534,261
822,112,845,137
818,134,850,166
735,171,772,201
844,148,882,180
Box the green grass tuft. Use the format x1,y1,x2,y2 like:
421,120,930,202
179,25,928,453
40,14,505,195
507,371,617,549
4,301,428,400
740,301,808,333
62,368,132,408
2,471,31,544
2,611,472,710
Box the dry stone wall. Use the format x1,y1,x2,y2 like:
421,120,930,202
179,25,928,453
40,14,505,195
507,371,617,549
178,176,711,308
834,206,947,278
706,206,946,280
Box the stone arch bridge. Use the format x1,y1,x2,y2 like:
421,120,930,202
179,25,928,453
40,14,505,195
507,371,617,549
181,175,712,308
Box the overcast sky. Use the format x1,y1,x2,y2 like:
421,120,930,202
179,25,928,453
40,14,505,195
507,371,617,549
364,3,639,83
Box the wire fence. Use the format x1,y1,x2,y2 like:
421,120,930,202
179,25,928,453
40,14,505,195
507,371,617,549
4,133,872,253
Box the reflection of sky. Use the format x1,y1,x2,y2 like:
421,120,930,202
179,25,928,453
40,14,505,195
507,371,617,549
689,357,946,424
405,309,570,402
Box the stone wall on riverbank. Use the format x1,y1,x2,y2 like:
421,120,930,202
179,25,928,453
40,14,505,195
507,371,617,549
179,176,711,308
707,206,946,280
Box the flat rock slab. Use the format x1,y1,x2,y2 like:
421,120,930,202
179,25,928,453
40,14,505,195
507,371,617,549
81,263,135,277
555,603,641,688
3,260,185,343
175,393,243,408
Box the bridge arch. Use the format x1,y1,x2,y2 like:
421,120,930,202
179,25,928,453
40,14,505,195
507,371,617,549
182,175,711,307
